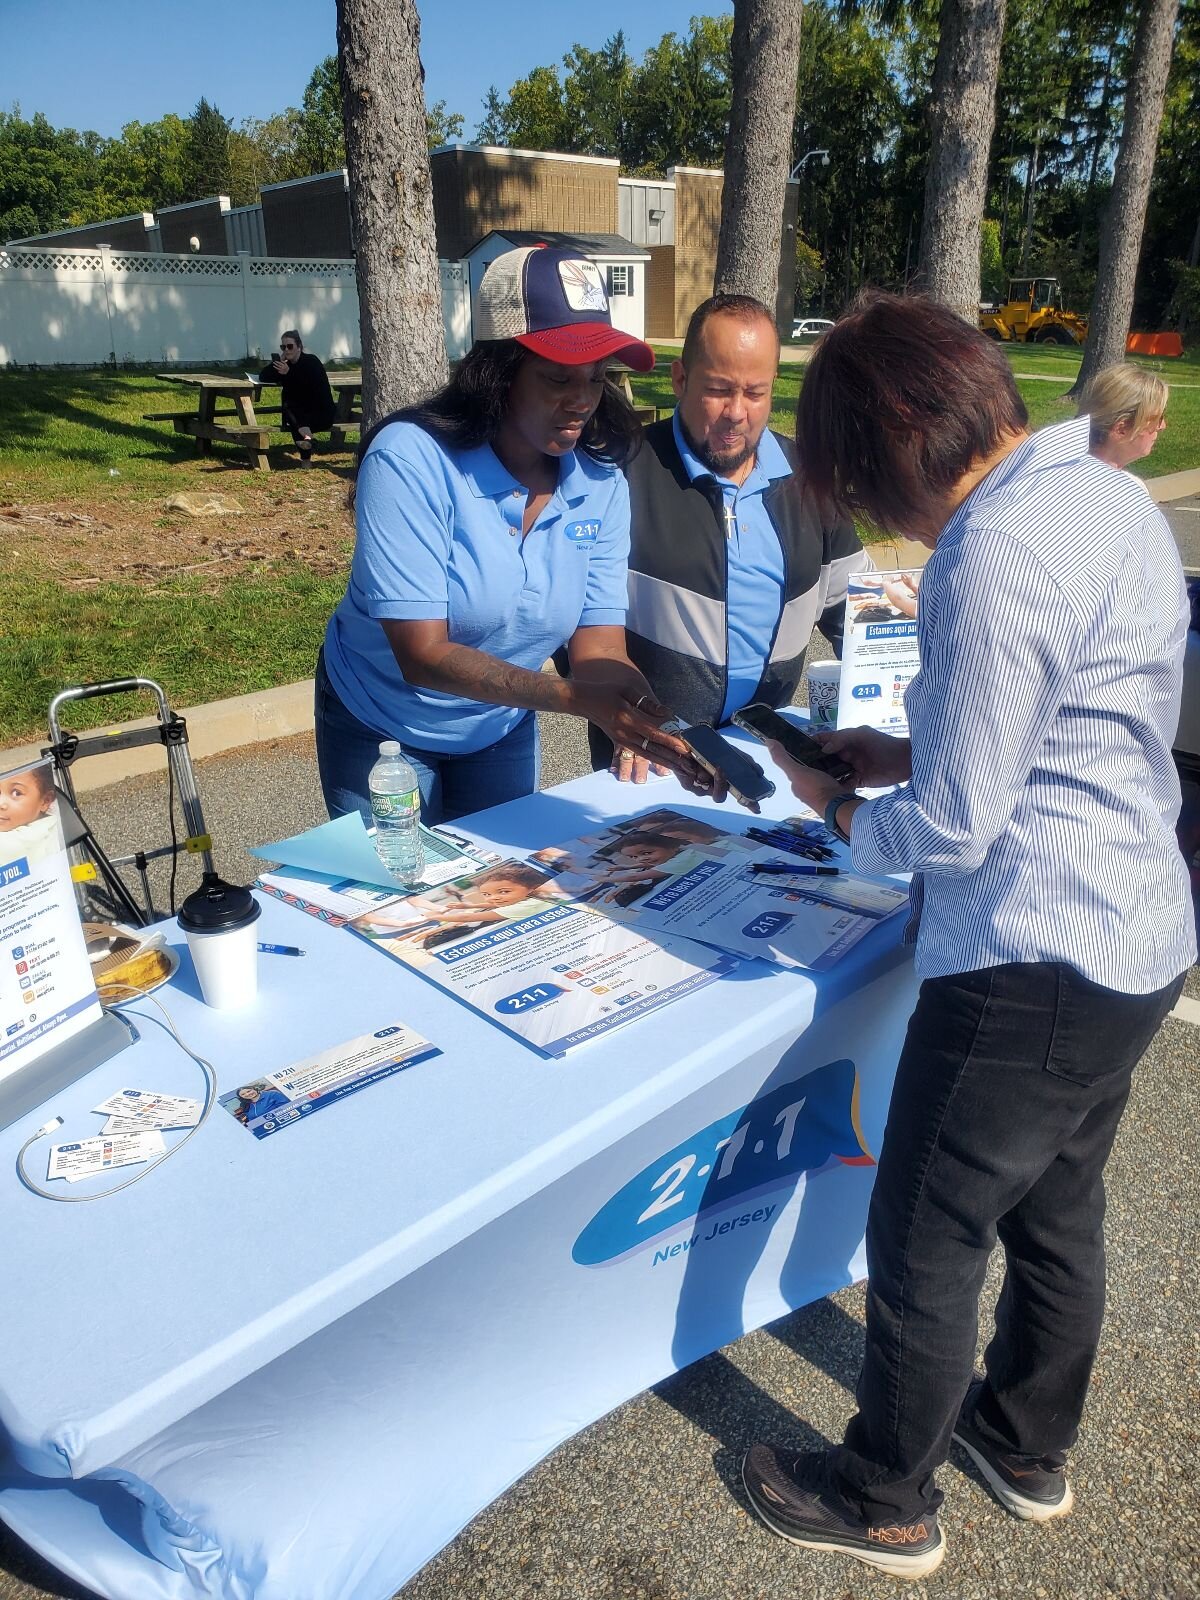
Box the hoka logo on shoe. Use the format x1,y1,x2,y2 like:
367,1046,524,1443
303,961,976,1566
867,1523,929,1545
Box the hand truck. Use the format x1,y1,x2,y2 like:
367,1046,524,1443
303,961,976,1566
42,678,215,928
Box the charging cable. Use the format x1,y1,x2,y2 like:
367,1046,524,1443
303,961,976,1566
16,987,218,1203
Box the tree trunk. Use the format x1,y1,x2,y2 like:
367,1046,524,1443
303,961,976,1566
336,0,447,430
1071,0,1181,397
916,0,1008,321
1020,136,1040,273
714,0,804,322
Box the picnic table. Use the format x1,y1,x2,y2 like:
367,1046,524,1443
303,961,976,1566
145,371,364,470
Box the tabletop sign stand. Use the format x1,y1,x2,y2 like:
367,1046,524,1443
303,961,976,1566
0,1010,132,1134
0,755,133,1133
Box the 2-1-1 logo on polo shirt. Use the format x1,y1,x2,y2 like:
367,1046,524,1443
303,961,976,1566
564,521,600,544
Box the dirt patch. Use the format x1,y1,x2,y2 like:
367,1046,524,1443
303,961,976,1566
0,465,355,589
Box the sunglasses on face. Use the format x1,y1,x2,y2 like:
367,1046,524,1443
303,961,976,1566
281,342,298,351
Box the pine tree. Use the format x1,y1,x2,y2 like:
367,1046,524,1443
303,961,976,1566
336,0,447,425
714,0,805,314
1071,0,1182,394
184,98,232,200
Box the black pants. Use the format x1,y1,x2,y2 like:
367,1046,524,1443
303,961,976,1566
831,959,1185,1523
282,405,330,444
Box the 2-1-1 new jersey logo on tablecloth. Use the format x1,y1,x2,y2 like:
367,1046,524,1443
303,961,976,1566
572,1057,874,1266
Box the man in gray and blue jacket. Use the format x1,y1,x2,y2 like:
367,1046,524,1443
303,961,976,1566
597,292,871,779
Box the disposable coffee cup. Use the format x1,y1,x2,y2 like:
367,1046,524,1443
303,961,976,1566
178,873,262,1009
807,660,841,729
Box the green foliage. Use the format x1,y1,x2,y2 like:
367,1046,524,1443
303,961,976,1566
185,98,232,201
295,56,345,174
1165,261,1200,331
980,219,1004,300
2,3,1198,331
426,100,465,149
476,18,733,173
794,236,825,310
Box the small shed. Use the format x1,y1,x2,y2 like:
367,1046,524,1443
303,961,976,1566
463,229,651,346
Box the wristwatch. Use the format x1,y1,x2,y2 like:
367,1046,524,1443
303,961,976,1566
823,792,858,845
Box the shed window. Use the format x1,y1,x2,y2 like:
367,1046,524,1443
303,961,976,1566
607,265,631,296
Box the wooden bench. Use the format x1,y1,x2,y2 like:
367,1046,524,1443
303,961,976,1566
610,371,657,424
174,416,271,471
330,412,362,449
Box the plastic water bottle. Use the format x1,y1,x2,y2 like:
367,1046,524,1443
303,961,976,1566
368,741,425,884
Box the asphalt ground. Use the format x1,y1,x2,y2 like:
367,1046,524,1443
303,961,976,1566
2,628,1199,1600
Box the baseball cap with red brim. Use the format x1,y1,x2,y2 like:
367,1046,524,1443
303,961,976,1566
475,245,655,372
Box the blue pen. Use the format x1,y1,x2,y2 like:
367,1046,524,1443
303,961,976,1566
750,861,841,877
745,827,835,860
257,942,306,956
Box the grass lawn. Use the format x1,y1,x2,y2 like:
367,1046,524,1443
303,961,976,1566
1,368,356,745
2,346,1197,746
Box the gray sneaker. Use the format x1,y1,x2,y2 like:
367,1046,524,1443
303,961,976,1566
741,1444,945,1579
952,1379,1075,1522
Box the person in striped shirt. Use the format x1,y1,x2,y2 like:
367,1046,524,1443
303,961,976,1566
739,291,1195,1580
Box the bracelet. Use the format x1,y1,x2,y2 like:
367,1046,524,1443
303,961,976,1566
823,792,858,845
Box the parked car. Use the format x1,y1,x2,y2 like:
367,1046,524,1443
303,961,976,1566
791,317,835,339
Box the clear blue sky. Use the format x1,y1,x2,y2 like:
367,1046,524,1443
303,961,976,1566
0,0,724,139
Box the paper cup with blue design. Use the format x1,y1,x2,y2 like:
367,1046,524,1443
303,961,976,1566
807,661,841,729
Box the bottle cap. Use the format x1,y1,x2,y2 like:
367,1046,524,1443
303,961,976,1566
379,740,402,756
178,872,262,934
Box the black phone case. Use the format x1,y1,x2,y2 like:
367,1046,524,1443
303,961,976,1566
732,705,854,783
679,725,776,806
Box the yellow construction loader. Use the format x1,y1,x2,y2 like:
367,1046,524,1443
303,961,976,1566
978,277,1088,345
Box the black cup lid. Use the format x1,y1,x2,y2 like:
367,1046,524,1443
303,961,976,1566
178,872,262,933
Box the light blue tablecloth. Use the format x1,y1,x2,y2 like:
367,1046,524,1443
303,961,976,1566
0,751,919,1600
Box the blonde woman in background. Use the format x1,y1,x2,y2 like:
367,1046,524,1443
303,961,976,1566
1079,362,1168,467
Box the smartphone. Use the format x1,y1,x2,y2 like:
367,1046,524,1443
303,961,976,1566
671,723,776,811
271,351,282,363
731,703,854,783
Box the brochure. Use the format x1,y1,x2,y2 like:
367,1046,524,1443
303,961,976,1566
837,569,923,735
346,856,736,1058
257,825,501,926
0,757,104,1085
535,809,908,972
219,1023,441,1139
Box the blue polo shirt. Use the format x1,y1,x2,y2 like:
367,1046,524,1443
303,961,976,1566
671,411,791,723
323,421,630,753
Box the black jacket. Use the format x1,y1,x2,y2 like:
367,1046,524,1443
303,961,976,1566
258,352,335,432
618,417,869,732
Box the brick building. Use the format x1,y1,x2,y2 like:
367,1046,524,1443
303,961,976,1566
9,144,799,338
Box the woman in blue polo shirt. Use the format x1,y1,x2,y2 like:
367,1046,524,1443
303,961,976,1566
317,247,695,825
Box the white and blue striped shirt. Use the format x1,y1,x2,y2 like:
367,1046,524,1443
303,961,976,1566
852,417,1196,992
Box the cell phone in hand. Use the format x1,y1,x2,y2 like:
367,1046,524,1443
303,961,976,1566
670,723,776,811
731,703,854,783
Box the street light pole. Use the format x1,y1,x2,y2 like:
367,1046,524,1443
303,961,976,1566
789,148,830,182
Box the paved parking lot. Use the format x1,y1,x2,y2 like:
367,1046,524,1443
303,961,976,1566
2,673,1196,1600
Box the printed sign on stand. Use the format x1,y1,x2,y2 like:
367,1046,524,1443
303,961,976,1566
0,758,103,1085
837,569,923,735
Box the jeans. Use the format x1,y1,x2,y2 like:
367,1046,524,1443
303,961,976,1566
830,959,1185,1523
313,651,539,826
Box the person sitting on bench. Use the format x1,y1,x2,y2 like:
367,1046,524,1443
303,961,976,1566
259,331,335,465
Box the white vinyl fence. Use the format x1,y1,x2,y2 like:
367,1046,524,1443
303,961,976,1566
0,247,472,367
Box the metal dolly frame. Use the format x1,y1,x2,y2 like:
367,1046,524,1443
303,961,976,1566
43,678,216,928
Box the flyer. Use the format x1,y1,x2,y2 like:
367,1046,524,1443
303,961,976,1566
837,569,923,735
219,1023,442,1139
256,827,501,927
535,809,908,972
346,856,735,1058
0,757,104,1085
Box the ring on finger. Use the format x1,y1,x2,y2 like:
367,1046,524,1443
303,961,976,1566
635,694,650,710
641,736,650,751
617,748,634,762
